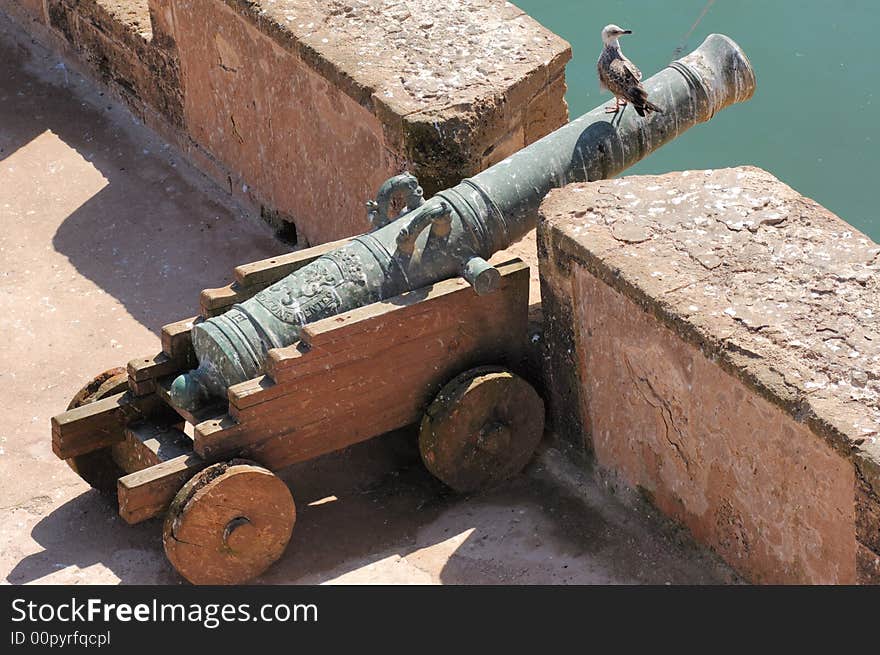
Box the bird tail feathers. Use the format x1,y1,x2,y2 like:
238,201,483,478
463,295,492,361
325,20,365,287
635,100,663,117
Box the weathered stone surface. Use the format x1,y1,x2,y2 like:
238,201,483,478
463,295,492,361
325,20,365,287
90,0,152,39
214,0,569,123
538,166,880,583
171,0,400,244
7,0,46,23
170,0,570,243
40,0,183,126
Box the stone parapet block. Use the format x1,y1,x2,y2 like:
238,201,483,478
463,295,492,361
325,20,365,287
1,0,571,245
538,166,880,583
167,0,571,243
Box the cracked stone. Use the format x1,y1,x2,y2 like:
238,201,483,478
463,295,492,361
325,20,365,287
695,251,723,270
611,221,651,244
538,166,880,477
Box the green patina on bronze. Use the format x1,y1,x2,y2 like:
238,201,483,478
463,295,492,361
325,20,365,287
170,34,756,411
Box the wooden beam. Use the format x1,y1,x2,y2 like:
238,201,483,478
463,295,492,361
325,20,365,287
233,237,351,289
161,316,199,364
111,423,192,474
128,347,194,397
128,353,179,383
199,283,253,318
51,392,164,460
117,454,206,524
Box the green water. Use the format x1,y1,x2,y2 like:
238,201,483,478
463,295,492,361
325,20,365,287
515,0,879,240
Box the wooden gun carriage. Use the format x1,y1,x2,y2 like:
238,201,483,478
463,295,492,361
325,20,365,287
51,241,544,584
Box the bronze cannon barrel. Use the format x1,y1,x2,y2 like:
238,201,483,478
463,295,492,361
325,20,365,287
170,34,756,410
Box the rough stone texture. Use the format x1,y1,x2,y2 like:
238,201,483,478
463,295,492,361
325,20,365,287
538,166,880,584
42,0,183,123
9,0,46,23
146,0,173,46
170,0,570,244
87,0,152,37
172,0,400,244
570,269,857,583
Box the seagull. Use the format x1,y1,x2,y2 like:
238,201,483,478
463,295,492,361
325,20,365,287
597,24,663,117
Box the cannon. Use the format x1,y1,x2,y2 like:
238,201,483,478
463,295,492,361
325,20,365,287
171,33,756,411
50,35,755,584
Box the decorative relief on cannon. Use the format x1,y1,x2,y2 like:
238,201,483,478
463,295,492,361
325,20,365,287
254,251,370,326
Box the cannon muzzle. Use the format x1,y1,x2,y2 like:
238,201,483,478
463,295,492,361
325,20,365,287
171,34,756,410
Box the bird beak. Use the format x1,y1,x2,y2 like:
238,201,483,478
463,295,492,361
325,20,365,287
621,29,632,35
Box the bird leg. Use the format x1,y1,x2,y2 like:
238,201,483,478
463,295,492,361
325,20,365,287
605,97,626,113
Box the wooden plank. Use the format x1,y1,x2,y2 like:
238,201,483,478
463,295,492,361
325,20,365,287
111,423,192,474
161,316,200,364
155,375,228,426
200,283,242,311
228,307,467,411
128,349,192,397
264,341,471,424
231,314,485,415
228,375,280,410
264,260,530,385
223,262,529,409
51,392,165,460
117,454,206,524
128,353,180,382
128,378,156,397
194,261,530,464
199,283,254,318
301,278,477,345
233,237,351,288
302,260,528,348
246,397,423,468
241,323,501,428
278,299,497,380
192,416,239,460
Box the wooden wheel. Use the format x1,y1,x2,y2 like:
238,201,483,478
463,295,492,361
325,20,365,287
163,460,296,585
419,366,545,493
64,367,130,495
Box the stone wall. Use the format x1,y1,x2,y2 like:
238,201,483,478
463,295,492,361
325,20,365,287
0,0,183,126
0,0,570,245
538,166,880,584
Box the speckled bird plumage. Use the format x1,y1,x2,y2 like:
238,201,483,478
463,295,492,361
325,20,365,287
597,24,663,117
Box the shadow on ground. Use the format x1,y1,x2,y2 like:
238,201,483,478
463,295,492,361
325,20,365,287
8,428,738,585
0,34,281,334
